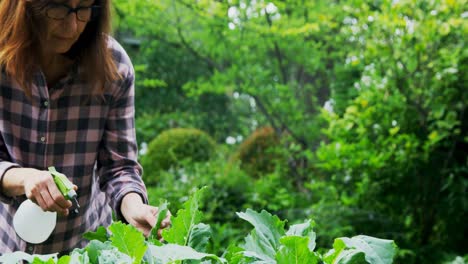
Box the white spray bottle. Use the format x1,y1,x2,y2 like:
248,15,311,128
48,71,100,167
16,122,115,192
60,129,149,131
13,167,80,244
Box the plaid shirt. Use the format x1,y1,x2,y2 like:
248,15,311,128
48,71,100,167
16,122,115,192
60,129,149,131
0,37,148,255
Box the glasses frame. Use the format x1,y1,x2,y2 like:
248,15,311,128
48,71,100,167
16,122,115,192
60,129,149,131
44,3,101,22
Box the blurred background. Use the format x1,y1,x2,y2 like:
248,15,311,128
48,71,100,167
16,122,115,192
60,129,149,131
111,0,467,263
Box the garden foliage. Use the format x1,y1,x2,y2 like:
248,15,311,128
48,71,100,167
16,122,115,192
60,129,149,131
0,189,397,264
112,0,466,262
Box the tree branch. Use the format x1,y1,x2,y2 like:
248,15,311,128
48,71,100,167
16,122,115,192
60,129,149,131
172,0,223,72
253,95,309,148
252,95,281,133
264,11,288,84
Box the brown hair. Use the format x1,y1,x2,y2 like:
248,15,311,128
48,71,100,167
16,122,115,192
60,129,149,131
0,0,120,96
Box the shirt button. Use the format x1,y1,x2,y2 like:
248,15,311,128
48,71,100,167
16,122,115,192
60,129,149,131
40,136,46,142
27,245,34,252
43,101,49,107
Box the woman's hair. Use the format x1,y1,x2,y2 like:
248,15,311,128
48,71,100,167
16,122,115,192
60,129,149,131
0,0,120,96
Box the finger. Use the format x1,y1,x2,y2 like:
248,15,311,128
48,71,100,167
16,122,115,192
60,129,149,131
161,212,172,228
145,211,157,228
35,191,48,211
57,209,70,217
73,185,78,191
149,206,158,216
137,219,153,238
143,228,151,238
40,190,57,212
161,219,171,228
157,228,164,239
41,189,67,214
47,181,72,209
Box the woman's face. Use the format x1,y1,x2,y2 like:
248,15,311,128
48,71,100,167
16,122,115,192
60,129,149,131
39,0,95,55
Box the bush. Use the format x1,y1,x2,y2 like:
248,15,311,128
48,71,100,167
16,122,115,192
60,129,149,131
232,126,287,178
146,156,254,224
141,128,216,185
245,170,307,221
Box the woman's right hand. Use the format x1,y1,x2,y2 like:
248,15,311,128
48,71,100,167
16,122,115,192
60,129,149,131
22,168,73,215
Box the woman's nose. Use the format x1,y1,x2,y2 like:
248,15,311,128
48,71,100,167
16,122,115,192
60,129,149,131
63,12,78,31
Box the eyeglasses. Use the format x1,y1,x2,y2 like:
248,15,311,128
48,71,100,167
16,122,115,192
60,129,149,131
45,3,100,22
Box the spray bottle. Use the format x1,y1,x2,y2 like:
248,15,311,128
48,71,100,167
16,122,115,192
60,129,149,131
13,166,80,244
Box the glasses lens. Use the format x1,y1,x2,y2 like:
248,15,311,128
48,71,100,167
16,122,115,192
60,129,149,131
77,8,92,22
47,6,68,19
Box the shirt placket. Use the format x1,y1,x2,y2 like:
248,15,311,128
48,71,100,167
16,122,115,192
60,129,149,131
35,72,50,170
20,73,50,254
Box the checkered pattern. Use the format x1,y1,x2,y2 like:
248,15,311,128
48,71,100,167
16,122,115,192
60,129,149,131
0,37,147,255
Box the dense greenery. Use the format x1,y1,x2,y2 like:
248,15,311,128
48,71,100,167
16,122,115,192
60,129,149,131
112,0,466,263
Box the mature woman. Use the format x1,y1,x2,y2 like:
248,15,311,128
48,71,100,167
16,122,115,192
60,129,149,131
0,0,169,254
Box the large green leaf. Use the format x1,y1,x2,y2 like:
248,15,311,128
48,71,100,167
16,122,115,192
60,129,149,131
276,236,319,264
98,249,133,264
286,220,316,252
237,209,286,261
83,226,109,242
242,231,277,262
148,244,226,263
68,250,90,264
85,240,113,264
163,187,208,248
31,257,55,264
333,249,367,264
150,200,169,242
325,235,397,264
224,245,245,264
57,256,71,264
188,223,212,252
108,221,147,264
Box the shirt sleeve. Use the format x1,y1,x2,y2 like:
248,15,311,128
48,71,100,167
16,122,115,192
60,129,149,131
96,38,148,222
0,135,21,204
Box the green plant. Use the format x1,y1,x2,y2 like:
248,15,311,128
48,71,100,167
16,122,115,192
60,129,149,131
0,188,398,264
245,170,304,221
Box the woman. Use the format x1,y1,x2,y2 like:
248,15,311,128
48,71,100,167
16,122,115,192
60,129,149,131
0,0,169,255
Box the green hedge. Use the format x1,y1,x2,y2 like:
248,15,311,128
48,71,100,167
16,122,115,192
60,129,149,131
141,128,216,185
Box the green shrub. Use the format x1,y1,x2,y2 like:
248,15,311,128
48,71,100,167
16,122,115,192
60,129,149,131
245,170,304,220
146,157,254,224
232,126,287,178
141,128,216,184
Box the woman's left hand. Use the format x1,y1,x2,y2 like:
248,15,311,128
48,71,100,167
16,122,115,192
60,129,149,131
120,192,171,238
